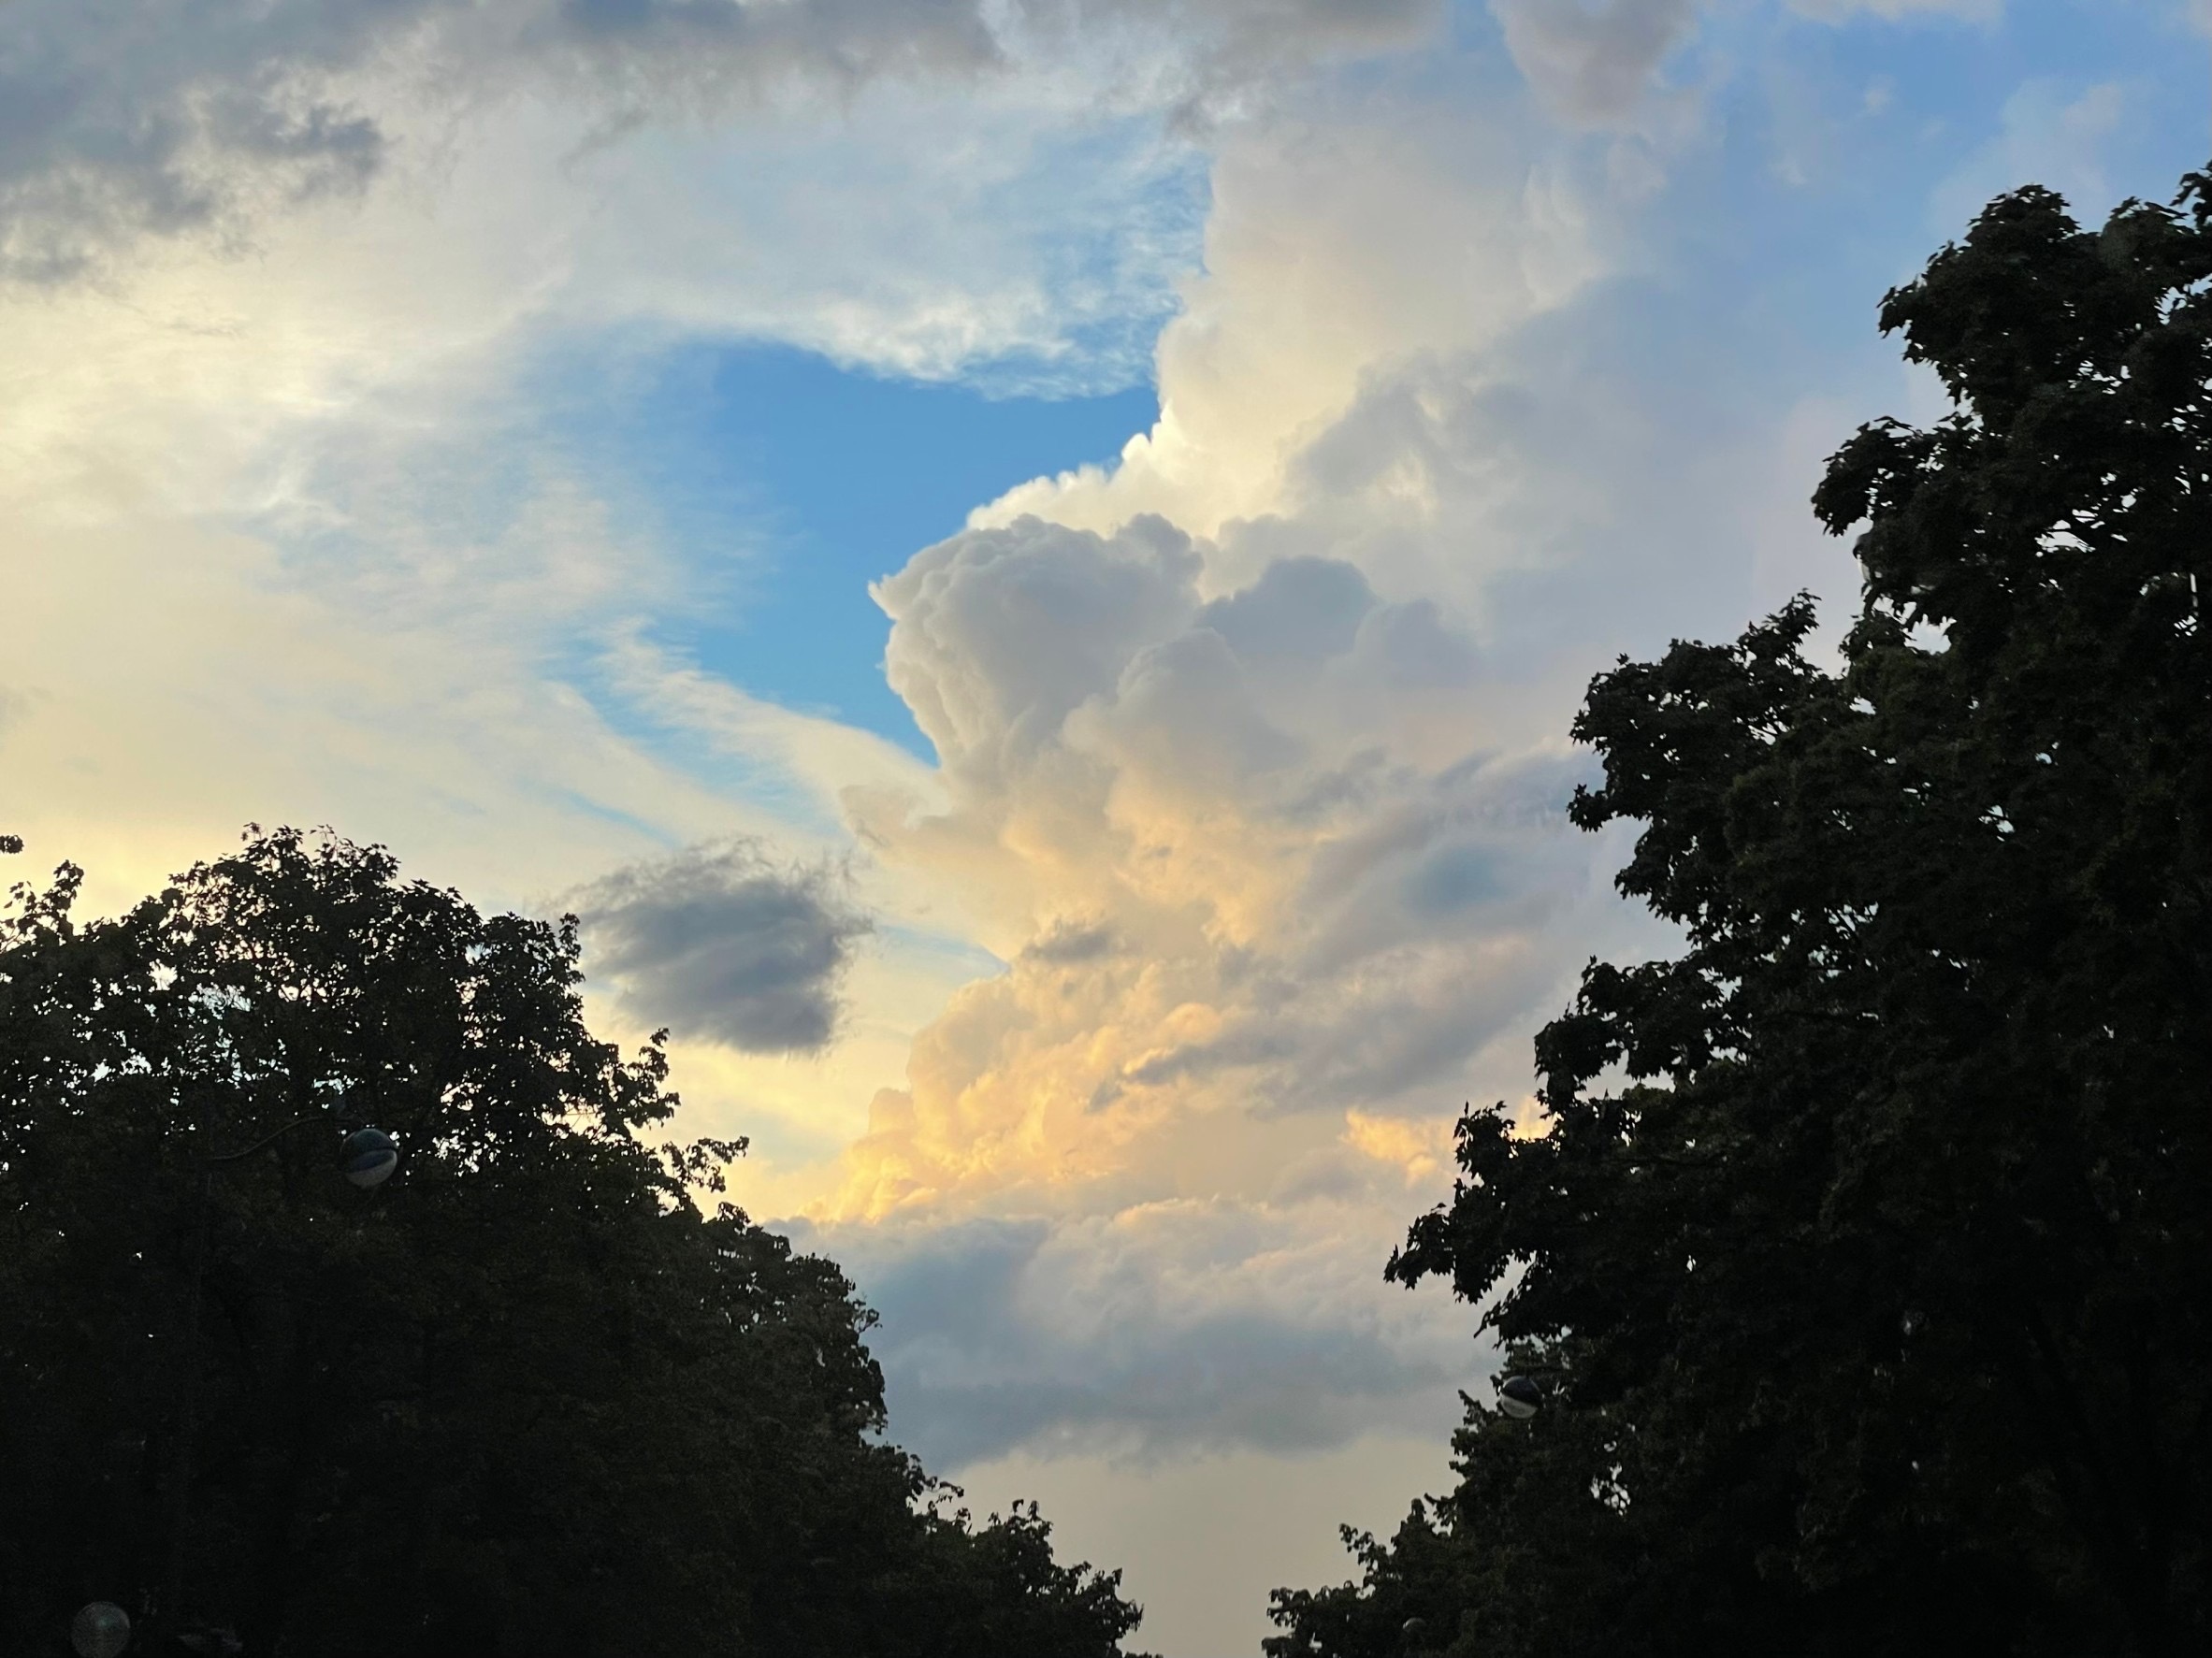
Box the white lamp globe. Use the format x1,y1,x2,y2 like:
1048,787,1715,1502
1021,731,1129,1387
1497,1375,1542,1420
71,1601,131,1658
340,1126,398,1189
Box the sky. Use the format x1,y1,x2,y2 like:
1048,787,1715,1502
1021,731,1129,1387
2,2,2206,1652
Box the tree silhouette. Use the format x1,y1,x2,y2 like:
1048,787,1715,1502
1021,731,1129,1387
0,828,1151,1658
1270,168,2212,1658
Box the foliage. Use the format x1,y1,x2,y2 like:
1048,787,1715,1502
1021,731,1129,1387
0,828,1150,1658
1269,170,2212,1658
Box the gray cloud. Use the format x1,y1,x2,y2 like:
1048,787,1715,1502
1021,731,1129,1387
0,0,1005,283
572,838,872,1053
1489,0,1702,127
0,0,1443,285
789,1213,1470,1468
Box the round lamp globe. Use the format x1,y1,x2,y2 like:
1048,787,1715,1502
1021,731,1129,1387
1497,1375,1542,1420
71,1601,131,1658
340,1126,399,1189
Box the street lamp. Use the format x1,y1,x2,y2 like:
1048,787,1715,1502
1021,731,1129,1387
1497,1375,1543,1420
339,1127,398,1189
71,1601,131,1658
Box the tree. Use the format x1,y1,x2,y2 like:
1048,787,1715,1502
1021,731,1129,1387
1269,168,2212,1658
0,828,1151,1658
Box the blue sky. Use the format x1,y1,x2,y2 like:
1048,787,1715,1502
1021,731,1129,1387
559,343,1161,756
4,2,2209,1652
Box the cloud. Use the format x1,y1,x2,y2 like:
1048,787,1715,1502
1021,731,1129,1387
1488,0,1704,128
0,39,1808,1486
1022,917,1119,964
975,96,1610,540
830,496,1617,1226
9,5,2197,1651
571,839,873,1053
0,0,1004,284
795,1203,1471,1466
0,0,1443,289
1011,0,1445,125
875,513,1205,791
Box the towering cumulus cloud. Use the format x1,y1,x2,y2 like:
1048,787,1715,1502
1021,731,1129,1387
786,33,1862,1499
840,512,1591,1221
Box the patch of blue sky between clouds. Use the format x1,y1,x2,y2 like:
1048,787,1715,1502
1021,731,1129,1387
234,83,1205,829
525,100,1205,763
542,341,1162,761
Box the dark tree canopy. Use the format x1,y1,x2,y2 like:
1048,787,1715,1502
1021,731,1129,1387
0,828,1152,1658
1269,171,2212,1658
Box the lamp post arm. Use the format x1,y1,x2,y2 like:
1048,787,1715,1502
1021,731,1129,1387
201,1113,360,1166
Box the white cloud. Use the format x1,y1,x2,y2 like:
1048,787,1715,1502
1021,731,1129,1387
977,96,1611,540
0,0,991,284
0,0,1332,922
551,95,1208,393
875,514,1206,796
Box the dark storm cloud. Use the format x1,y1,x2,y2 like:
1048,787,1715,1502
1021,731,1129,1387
572,839,872,1054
